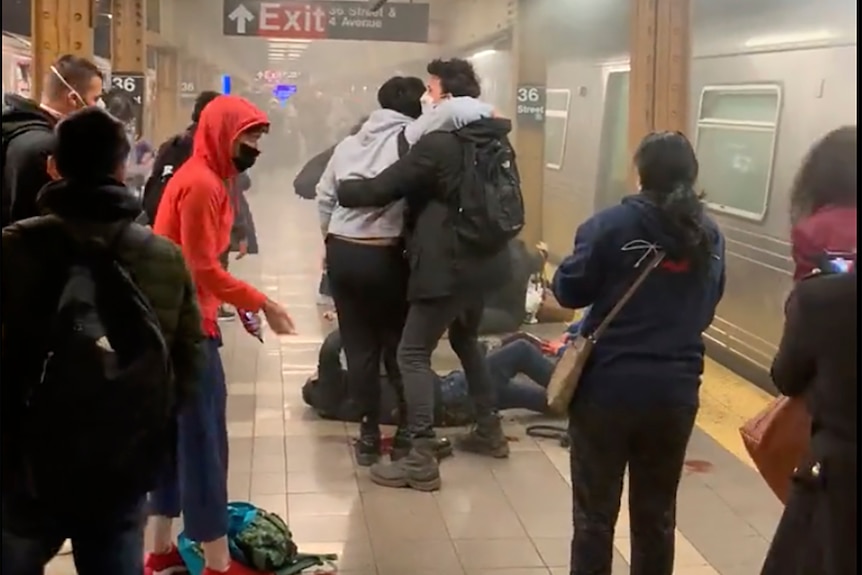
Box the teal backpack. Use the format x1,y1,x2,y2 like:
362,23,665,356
178,502,337,574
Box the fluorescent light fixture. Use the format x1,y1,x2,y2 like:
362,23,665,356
744,29,836,48
470,49,497,59
268,39,312,44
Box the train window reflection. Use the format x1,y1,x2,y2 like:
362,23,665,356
595,71,630,210
695,85,782,221
544,88,571,170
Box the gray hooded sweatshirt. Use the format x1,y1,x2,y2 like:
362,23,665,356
317,97,493,239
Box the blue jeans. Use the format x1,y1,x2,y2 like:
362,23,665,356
1,496,145,575
149,337,229,542
449,339,555,414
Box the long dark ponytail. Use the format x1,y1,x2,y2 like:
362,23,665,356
634,131,713,273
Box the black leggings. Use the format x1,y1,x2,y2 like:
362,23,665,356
325,236,408,427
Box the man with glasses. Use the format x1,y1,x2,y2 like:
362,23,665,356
2,54,104,226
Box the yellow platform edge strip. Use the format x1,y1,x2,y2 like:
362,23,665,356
545,262,773,467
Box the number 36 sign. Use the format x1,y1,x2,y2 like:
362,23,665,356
516,85,546,125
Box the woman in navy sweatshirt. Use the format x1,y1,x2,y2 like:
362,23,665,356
553,132,725,575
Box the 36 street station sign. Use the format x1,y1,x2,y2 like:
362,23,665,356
223,1,430,43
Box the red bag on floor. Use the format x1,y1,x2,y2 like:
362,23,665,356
739,395,811,504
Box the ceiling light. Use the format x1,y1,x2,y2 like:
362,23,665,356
744,29,836,48
470,49,497,59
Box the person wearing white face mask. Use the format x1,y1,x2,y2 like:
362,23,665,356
1,54,105,226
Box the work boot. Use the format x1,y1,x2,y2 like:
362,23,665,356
369,437,442,491
354,422,381,467
391,427,454,462
455,413,510,458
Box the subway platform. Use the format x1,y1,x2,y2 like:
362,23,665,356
48,170,783,575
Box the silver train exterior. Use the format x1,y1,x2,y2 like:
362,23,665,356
467,0,857,391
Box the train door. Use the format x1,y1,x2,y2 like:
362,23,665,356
593,67,631,211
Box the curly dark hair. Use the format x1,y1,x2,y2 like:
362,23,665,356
426,58,481,98
102,87,135,123
789,125,857,224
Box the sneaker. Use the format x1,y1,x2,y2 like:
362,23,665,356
369,437,442,491
455,414,510,458
217,306,235,321
145,545,188,575
353,422,381,467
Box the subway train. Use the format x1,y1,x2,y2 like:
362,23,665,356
466,0,856,391
2,31,113,100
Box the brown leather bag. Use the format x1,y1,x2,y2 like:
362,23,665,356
546,252,664,414
739,395,811,504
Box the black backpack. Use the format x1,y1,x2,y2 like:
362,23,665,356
1,111,53,227
16,217,177,503
141,132,193,224
454,135,525,255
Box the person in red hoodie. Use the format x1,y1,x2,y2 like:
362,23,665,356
146,95,296,575
789,126,857,280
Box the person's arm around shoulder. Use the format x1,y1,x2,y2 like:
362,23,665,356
178,181,295,334
336,132,441,209
770,282,816,397
316,153,339,238
552,215,607,310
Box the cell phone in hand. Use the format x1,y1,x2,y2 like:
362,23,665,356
238,309,264,342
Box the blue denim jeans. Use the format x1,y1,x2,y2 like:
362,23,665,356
448,338,555,414
1,496,146,575
149,337,229,542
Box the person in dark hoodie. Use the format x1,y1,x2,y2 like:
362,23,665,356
760,126,857,575
2,54,104,226
336,58,512,491
1,107,202,575
552,131,725,575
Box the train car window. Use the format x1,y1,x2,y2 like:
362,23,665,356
594,70,631,211
544,88,571,170
695,85,781,222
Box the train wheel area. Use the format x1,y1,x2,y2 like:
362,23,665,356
47,178,783,575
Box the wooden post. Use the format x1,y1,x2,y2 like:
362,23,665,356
628,0,691,175
111,0,146,73
154,47,180,143
31,0,95,99
512,0,548,246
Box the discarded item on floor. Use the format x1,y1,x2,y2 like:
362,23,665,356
178,501,338,575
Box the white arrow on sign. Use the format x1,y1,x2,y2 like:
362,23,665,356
228,4,255,34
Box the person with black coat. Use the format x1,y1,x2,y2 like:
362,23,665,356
760,126,857,575
335,58,512,491
2,54,104,226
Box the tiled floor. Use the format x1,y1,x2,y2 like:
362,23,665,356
48,170,783,574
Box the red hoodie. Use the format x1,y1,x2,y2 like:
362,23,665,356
791,205,857,280
153,95,269,336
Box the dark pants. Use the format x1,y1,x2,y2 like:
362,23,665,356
2,496,146,575
326,237,408,426
400,293,497,436
568,405,697,575
149,338,229,542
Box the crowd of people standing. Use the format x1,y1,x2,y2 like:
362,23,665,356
0,50,856,575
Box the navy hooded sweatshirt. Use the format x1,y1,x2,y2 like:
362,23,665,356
552,194,726,407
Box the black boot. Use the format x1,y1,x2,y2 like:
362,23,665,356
354,421,381,467
455,413,510,458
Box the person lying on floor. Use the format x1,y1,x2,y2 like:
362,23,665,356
303,316,587,425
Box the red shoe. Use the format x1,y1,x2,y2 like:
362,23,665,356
202,562,260,575
145,545,188,575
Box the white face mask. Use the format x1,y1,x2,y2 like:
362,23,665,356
420,91,436,114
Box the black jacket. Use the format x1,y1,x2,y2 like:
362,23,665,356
142,126,195,224
293,146,334,200
2,94,58,226
761,270,857,575
336,118,513,301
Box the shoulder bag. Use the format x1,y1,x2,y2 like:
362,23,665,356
546,251,665,414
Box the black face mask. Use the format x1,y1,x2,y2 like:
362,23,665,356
232,143,260,173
